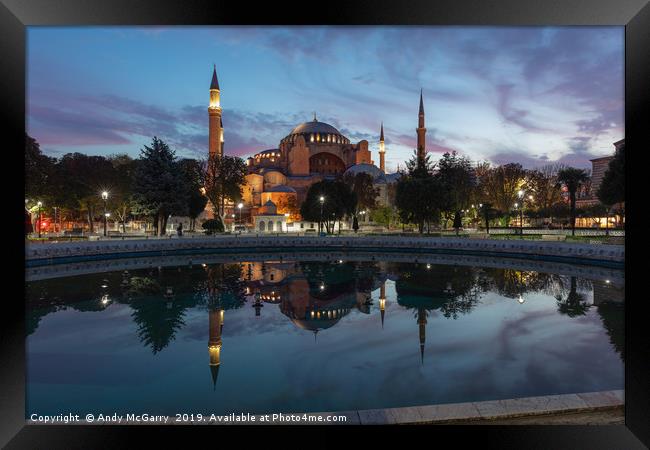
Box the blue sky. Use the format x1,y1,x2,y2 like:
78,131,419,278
27,26,624,171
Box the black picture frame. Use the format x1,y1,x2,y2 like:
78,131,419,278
2,0,648,447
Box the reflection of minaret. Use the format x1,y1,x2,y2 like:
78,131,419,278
417,308,427,365
378,122,386,173
379,281,386,328
208,308,224,390
253,292,263,317
416,89,426,161
208,65,223,158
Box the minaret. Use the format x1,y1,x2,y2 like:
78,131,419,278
220,117,224,156
416,89,426,160
379,122,386,173
417,308,427,365
379,281,386,328
208,308,225,390
208,65,223,158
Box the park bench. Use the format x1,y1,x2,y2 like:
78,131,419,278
63,228,84,237
541,234,566,241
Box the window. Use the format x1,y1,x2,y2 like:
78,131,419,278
277,221,282,231
259,221,265,231
300,223,304,229
268,221,274,231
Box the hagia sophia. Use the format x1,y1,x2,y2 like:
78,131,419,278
206,66,429,229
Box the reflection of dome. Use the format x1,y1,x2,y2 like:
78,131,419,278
266,185,296,194
291,317,340,331
282,117,349,144
344,163,386,180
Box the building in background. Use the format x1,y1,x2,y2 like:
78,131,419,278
575,138,624,228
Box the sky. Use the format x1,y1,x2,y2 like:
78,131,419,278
27,26,624,171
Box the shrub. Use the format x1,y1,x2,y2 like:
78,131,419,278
201,218,224,235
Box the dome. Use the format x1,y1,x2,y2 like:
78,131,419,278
384,172,401,183
266,185,296,194
282,116,349,145
344,163,386,181
290,120,342,136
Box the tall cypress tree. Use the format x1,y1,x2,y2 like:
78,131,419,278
132,137,188,235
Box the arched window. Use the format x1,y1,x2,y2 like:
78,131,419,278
268,221,274,232
277,221,282,231
259,221,265,231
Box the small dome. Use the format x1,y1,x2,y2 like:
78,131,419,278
344,163,386,182
266,185,296,194
261,199,278,215
384,172,401,183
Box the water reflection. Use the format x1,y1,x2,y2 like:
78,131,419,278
26,260,625,393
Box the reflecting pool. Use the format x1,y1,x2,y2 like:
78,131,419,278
26,257,624,416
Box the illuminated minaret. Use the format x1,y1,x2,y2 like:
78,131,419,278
208,65,223,158
379,281,386,328
220,117,224,156
416,89,426,161
378,122,386,173
208,308,225,389
417,308,427,365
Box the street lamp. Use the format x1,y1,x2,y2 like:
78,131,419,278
319,196,325,234
37,201,42,238
101,191,109,237
517,190,524,237
237,202,243,227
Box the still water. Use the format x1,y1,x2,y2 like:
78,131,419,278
26,257,624,416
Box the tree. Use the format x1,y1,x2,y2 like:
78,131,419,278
404,149,435,180
479,202,499,233
597,143,624,207
107,154,136,233
202,154,247,227
178,158,208,231
436,152,476,235
396,175,443,234
25,134,56,202
300,180,356,234
556,276,589,317
395,152,443,233
475,162,526,226
54,152,118,232
132,137,188,236
557,167,589,236
370,206,394,229
342,172,378,213
525,163,565,221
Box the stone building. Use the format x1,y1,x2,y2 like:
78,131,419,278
204,67,434,226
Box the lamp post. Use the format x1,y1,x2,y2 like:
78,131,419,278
237,202,243,227
319,196,325,234
517,190,524,237
101,191,109,237
37,201,42,238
